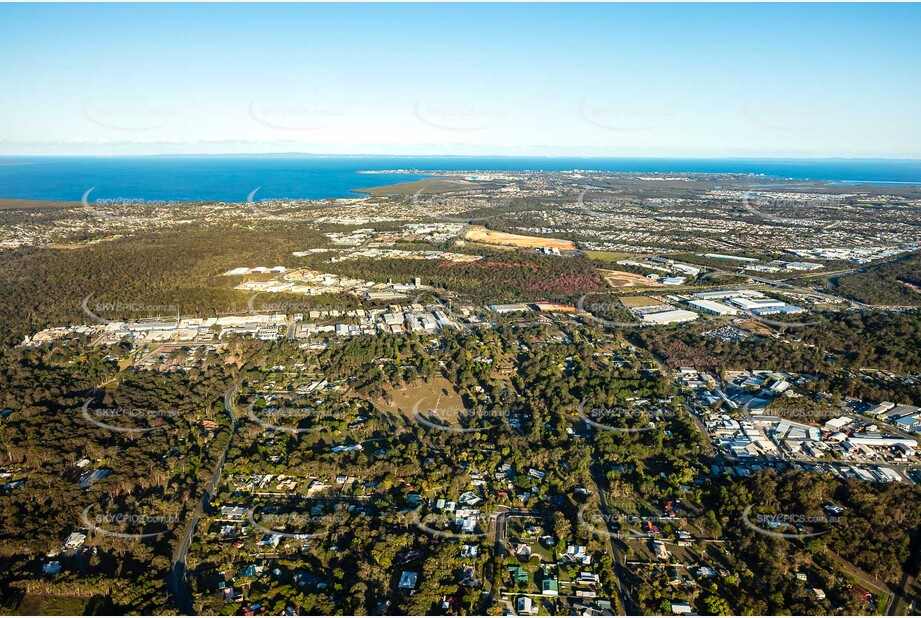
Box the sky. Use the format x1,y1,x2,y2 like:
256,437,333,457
1,2,919,158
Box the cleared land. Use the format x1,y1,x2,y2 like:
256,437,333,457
619,295,662,308
585,250,632,262
353,177,480,197
0,199,78,211
600,268,664,288
737,319,772,335
464,225,576,250
372,376,467,426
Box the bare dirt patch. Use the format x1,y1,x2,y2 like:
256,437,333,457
464,225,576,250
600,269,663,288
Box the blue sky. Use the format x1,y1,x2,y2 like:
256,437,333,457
1,3,919,158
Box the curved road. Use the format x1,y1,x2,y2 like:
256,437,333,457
169,383,240,615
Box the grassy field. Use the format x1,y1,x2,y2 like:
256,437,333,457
619,295,662,308
585,250,632,262
372,376,466,425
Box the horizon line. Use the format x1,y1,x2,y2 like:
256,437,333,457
2,152,921,162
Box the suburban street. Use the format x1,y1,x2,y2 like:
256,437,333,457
168,382,240,615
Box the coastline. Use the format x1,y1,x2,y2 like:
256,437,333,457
0,157,920,204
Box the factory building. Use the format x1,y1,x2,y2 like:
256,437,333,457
641,309,699,325
687,299,739,316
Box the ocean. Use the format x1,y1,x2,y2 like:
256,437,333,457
0,156,920,203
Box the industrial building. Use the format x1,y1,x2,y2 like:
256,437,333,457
488,303,531,314
641,309,699,325
699,253,759,263
693,289,765,300
727,297,786,311
687,299,739,316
